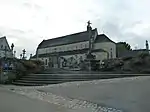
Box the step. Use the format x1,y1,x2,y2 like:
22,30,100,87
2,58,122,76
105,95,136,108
23,75,65,79
12,81,45,86
14,80,71,84
22,74,124,79
20,78,92,81
22,74,103,78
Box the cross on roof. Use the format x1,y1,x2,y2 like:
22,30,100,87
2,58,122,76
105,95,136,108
23,49,26,53
87,20,91,26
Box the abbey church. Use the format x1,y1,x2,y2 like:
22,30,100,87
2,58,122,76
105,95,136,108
33,22,116,68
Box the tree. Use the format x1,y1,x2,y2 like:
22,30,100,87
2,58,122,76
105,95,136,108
116,42,132,57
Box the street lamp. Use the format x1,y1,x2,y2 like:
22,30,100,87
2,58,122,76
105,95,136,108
30,54,32,60
14,51,16,58
22,49,26,59
20,54,22,59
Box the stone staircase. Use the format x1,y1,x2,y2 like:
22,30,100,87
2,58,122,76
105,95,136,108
12,73,136,86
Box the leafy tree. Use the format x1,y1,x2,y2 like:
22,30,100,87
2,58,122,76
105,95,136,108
116,42,132,57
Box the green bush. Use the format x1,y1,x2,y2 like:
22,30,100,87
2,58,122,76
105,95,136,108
138,52,149,59
22,60,37,69
122,56,133,61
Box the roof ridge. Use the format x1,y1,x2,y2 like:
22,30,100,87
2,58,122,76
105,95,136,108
45,29,97,41
0,36,6,39
44,30,87,41
96,34,115,44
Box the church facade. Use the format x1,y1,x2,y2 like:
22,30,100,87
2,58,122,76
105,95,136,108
33,24,116,69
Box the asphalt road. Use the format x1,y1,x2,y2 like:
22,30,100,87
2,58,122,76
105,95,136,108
0,88,69,112
39,76,150,112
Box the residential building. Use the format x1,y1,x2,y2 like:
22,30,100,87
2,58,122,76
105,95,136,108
0,36,13,58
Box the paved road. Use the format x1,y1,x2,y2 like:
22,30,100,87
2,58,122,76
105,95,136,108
39,76,150,112
0,88,70,112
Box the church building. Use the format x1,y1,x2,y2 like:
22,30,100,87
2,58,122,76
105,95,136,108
33,22,116,68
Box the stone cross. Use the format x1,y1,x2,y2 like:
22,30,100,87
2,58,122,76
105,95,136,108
87,21,92,54
87,20,91,26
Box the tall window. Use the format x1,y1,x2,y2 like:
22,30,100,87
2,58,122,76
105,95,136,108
76,46,78,50
49,48,51,53
85,44,87,48
80,44,82,49
110,48,113,58
54,48,57,52
59,47,61,52
5,46,7,50
45,59,48,65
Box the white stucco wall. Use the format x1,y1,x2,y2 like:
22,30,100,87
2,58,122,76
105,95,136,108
37,41,116,60
36,40,116,69
38,57,49,67
93,42,116,59
92,52,107,61
62,53,86,61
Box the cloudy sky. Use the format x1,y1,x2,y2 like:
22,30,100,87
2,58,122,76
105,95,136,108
0,0,150,58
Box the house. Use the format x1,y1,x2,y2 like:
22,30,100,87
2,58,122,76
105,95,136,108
0,36,13,58
32,23,116,68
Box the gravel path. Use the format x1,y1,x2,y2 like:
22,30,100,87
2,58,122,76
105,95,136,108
10,88,122,112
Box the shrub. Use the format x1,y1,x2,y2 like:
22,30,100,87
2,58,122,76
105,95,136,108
122,56,133,61
22,60,37,69
138,52,149,59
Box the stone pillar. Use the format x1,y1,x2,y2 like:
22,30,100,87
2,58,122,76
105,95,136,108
87,21,92,54
146,40,149,54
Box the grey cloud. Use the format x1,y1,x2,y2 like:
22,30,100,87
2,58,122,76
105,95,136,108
0,26,41,58
11,29,26,34
34,4,42,10
23,2,32,8
94,17,150,49
23,2,42,10
0,26,26,36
